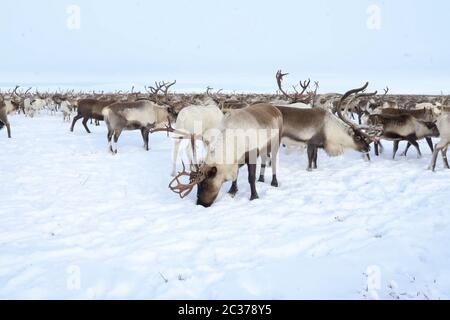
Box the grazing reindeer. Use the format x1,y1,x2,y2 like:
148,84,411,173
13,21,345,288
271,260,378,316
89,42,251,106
70,99,116,133
102,100,173,153
366,113,439,159
429,110,450,171
159,103,283,207
275,83,374,171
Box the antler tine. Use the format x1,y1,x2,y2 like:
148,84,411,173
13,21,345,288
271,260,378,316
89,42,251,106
384,86,389,95
12,85,20,96
276,70,291,100
299,79,311,92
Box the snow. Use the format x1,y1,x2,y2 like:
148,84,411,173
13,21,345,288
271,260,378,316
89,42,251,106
1,112,450,300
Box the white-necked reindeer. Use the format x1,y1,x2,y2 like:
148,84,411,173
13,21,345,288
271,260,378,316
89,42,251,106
60,100,73,122
170,99,224,176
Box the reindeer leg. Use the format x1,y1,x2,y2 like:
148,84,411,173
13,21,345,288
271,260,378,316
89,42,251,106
70,114,82,132
258,148,268,182
228,179,238,197
426,137,434,152
401,142,412,157
271,147,279,187
378,142,384,154
392,141,399,160
407,138,422,158
141,128,149,151
307,145,315,171
374,142,380,156
111,129,122,154
171,139,181,176
191,136,198,168
107,129,114,153
3,122,11,138
442,146,449,169
247,163,259,200
82,117,91,133
429,144,442,171
185,143,193,168
312,147,318,169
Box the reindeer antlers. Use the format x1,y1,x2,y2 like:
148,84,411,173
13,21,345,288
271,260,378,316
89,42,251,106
276,70,314,104
147,80,177,97
168,161,207,198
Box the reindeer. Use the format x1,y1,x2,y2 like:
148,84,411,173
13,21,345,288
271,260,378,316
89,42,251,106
371,107,439,156
429,109,450,171
0,94,19,138
156,103,283,207
60,100,73,122
275,83,374,170
102,100,174,153
170,98,224,176
70,99,116,133
366,113,439,159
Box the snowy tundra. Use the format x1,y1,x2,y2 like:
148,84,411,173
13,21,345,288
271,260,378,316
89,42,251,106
1,114,450,299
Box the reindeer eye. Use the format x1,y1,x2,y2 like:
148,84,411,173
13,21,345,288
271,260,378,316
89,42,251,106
208,167,217,178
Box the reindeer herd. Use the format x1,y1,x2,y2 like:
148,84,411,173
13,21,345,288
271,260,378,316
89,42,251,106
1,72,450,207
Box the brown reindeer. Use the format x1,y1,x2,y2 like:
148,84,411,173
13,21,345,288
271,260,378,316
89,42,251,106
366,113,439,159
70,99,116,133
374,107,438,156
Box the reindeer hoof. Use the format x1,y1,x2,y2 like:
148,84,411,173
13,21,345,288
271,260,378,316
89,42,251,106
250,194,259,201
271,181,279,187
258,176,265,183
228,191,238,198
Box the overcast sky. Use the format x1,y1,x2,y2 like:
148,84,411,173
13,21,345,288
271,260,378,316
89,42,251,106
0,0,449,93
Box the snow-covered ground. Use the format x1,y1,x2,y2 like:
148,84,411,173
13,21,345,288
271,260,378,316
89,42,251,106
1,112,450,300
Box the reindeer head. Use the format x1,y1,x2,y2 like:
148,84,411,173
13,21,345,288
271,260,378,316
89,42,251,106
421,120,440,138
195,163,238,207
